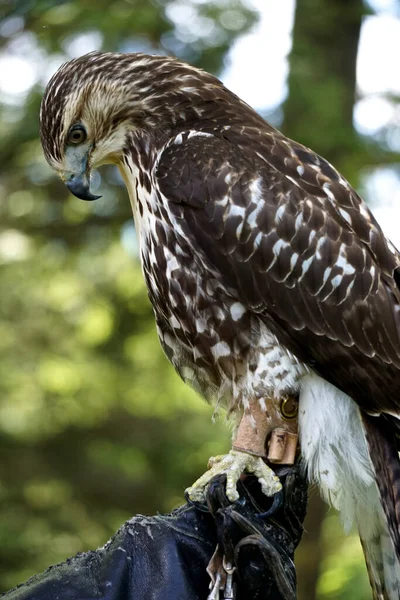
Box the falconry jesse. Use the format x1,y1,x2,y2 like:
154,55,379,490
40,51,400,598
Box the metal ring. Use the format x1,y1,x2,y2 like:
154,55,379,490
280,396,298,420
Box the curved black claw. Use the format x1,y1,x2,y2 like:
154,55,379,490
256,489,284,519
206,474,232,514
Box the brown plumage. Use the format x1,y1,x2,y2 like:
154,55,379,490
40,51,400,597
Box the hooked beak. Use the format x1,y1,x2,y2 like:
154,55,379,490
65,173,101,202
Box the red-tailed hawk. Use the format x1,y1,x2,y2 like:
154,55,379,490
40,51,400,598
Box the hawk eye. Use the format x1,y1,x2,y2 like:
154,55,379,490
67,125,87,145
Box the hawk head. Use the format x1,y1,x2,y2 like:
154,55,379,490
40,51,240,200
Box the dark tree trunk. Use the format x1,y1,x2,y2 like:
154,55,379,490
283,0,365,173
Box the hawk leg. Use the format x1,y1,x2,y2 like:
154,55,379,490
186,398,298,503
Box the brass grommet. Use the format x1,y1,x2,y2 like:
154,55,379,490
280,396,298,420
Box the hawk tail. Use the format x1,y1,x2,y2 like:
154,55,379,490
362,414,400,560
361,532,400,600
360,414,400,599
299,376,400,598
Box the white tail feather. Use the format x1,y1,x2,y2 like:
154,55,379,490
299,374,400,598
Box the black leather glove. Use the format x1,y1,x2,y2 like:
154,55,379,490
204,466,307,599
1,465,307,600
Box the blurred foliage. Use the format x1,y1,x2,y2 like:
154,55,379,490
1,0,400,597
317,511,372,600
0,0,260,589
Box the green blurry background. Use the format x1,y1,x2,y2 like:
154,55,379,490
1,0,400,597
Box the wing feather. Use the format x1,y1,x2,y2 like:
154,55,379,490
155,129,400,415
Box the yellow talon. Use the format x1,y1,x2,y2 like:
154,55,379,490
186,449,282,503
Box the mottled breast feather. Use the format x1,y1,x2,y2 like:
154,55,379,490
156,128,400,416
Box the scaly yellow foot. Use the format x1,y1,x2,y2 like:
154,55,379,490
186,449,282,503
